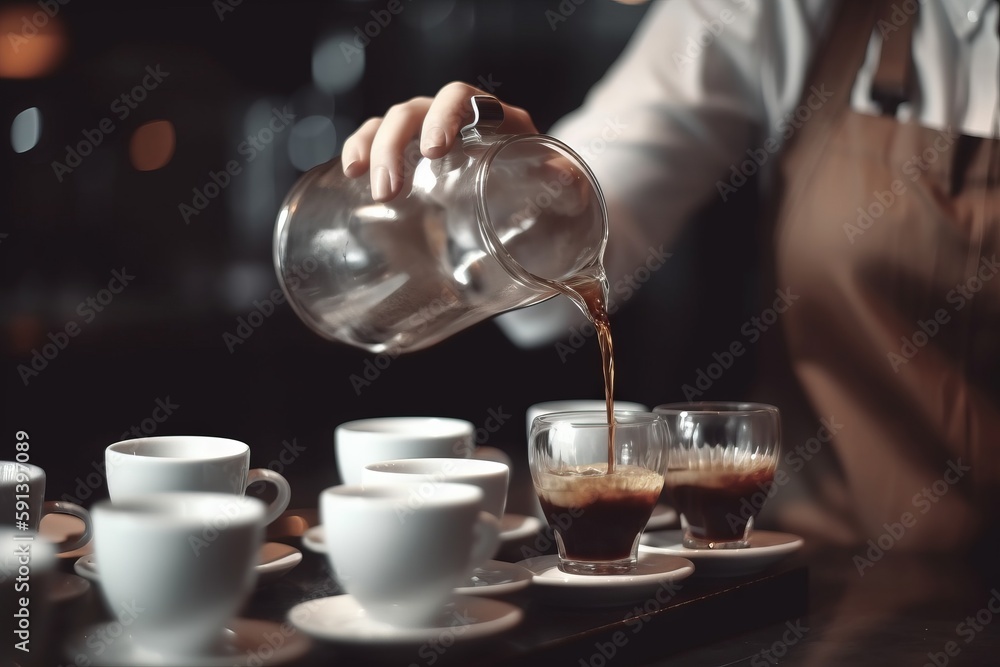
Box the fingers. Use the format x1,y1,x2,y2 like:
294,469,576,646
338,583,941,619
367,97,434,200
420,82,539,159
340,98,432,194
419,82,486,159
339,81,540,203
340,117,382,178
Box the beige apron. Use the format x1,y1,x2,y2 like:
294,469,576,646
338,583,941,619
765,0,1000,552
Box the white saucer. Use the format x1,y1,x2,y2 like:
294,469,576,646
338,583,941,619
454,560,533,596
64,617,313,666
301,525,325,554
499,513,544,543
49,571,91,605
516,549,695,607
639,529,804,577
256,542,304,585
645,503,679,531
74,542,303,586
296,536,530,596
288,593,522,645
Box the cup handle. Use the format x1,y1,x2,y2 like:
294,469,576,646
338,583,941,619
468,510,502,572
246,469,292,525
41,500,93,554
473,446,513,470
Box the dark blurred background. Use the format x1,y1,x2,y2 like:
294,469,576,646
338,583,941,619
1,0,761,511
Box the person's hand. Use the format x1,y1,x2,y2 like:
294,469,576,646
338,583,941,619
340,81,538,202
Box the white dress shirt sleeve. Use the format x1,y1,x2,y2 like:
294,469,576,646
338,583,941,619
494,0,834,348
494,0,998,348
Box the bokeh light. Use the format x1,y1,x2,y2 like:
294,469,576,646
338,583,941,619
129,120,176,171
311,32,365,95
10,106,41,153
0,4,67,78
287,115,336,172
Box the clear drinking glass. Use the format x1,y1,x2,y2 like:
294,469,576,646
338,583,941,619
654,402,781,549
528,410,667,575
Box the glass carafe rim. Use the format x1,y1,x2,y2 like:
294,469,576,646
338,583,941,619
472,132,609,294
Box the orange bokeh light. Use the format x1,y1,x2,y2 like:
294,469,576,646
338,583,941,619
129,120,176,171
0,4,67,79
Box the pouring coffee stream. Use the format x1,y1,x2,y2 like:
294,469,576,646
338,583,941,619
558,269,618,474
274,94,619,471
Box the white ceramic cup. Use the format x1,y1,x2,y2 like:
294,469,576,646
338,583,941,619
362,457,510,521
321,483,501,627
105,436,291,525
1,528,56,667
92,493,266,658
335,416,511,486
0,461,93,554
525,399,649,439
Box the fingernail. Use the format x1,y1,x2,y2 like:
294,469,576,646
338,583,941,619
343,159,360,177
372,166,391,200
423,126,446,153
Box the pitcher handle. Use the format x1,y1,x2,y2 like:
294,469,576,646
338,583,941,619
461,95,505,146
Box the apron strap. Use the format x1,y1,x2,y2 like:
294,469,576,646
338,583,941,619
770,0,883,223
870,2,917,115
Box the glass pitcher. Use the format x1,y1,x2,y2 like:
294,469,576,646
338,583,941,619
272,95,608,354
